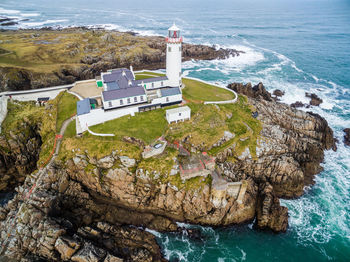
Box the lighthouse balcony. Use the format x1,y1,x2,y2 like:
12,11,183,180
166,36,183,43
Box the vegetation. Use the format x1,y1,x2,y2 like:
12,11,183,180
134,72,235,102
182,78,235,102
56,91,78,132
89,109,169,144
2,95,59,167
0,30,157,72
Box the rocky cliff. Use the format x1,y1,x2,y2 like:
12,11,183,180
0,83,336,261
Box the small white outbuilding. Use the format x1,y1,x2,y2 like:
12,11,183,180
166,106,191,124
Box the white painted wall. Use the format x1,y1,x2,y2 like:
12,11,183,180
0,96,8,133
166,108,191,124
141,79,171,90
102,94,147,110
166,42,182,87
77,106,140,133
151,94,182,105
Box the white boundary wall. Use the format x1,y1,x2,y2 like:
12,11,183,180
0,96,8,133
77,106,139,134
0,84,72,102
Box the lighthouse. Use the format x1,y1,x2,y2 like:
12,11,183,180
166,23,182,87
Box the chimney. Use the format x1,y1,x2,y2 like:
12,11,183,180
122,70,126,76
130,65,133,73
128,80,132,86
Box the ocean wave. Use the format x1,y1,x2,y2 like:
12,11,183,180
0,7,21,15
20,19,68,28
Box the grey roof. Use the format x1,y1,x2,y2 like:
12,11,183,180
77,98,91,116
106,81,119,90
160,87,181,97
135,76,168,84
103,68,135,90
103,86,146,101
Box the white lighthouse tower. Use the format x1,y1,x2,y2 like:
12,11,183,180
166,23,182,87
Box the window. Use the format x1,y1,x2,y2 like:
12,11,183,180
179,72,181,76
127,98,131,104
166,97,169,102
152,83,154,88
134,97,137,102
179,46,181,51
168,47,171,52
108,101,112,107
179,113,181,116
161,81,163,86
120,99,123,105
140,96,144,101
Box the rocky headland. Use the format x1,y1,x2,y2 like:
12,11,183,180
0,28,243,92
0,80,336,261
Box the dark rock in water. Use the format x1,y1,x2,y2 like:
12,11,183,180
273,89,285,97
177,227,204,241
343,128,350,146
0,21,18,26
290,101,305,108
305,92,323,106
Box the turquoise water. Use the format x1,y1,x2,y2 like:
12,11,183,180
1,0,350,260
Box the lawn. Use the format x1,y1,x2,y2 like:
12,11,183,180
89,108,169,144
56,91,78,132
182,78,235,102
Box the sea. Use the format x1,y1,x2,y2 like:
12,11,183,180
0,0,349,261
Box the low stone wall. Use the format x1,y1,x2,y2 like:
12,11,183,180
0,96,8,133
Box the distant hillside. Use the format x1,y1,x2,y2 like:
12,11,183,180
0,28,243,91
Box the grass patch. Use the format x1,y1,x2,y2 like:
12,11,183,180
64,120,76,138
59,134,142,161
89,108,168,144
56,91,78,132
182,78,235,102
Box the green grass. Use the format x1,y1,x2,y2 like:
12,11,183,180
56,91,78,132
89,108,168,144
182,78,235,102
64,120,76,138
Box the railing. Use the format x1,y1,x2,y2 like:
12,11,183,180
166,37,183,43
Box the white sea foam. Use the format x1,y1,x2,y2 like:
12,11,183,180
20,19,68,27
21,13,40,17
145,228,162,237
0,7,21,15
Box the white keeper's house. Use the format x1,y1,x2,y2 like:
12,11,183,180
100,23,183,111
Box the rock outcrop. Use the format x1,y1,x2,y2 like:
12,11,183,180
0,81,336,260
306,92,323,106
0,118,42,191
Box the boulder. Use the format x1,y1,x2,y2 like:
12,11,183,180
306,92,323,106
54,236,81,260
273,89,285,97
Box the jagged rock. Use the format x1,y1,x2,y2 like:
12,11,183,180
290,101,305,108
227,82,273,101
55,236,81,260
256,182,288,232
71,242,106,262
306,92,323,106
273,89,285,97
344,128,350,146
119,156,136,168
